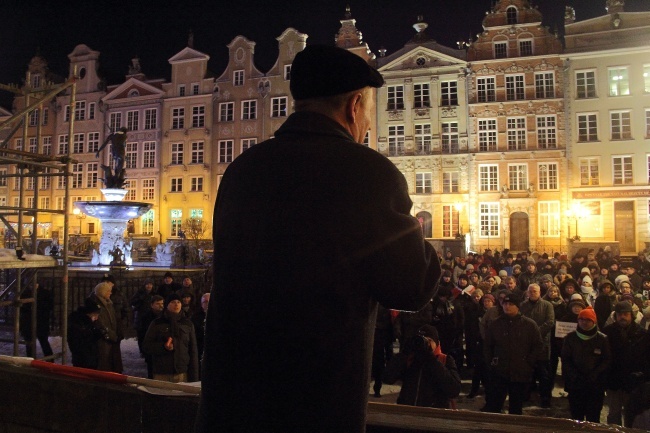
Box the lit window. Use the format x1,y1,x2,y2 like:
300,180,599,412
479,203,499,237
609,67,630,96
539,201,560,236
508,164,528,191
479,165,498,191
538,163,558,190
580,158,599,186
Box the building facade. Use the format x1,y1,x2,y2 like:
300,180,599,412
563,0,650,254
1,2,649,256
466,0,566,254
376,17,470,248
101,58,165,239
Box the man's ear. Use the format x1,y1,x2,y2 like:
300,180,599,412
345,92,363,123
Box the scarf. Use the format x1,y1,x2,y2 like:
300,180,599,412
576,324,598,341
433,341,447,365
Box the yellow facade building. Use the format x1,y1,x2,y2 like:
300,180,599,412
563,0,650,254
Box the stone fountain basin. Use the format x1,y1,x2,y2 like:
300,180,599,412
74,201,152,222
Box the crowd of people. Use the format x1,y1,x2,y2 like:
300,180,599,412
66,272,209,383
372,247,650,427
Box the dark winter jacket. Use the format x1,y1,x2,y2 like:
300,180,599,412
143,310,198,381
67,310,105,369
19,286,53,340
602,320,650,391
384,347,461,408
130,288,156,329
484,312,543,382
561,329,611,392
520,298,555,360
197,111,441,433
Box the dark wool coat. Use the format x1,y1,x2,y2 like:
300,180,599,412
384,349,461,408
602,321,650,391
88,294,123,373
197,111,441,433
484,312,543,383
561,330,611,392
67,310,103,369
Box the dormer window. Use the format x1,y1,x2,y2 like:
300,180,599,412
31,74,41,89
506,6,518,25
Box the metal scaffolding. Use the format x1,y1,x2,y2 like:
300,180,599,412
0,71,78,364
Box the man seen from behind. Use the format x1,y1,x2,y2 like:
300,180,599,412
196,45,441,433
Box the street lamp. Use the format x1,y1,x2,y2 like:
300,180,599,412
72,208,86,234
566,202,590,241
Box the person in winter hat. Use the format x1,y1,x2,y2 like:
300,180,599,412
580,275,597,307
561,306,611,422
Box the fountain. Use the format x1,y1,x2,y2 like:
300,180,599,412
73,129,152,266
74,189,152,266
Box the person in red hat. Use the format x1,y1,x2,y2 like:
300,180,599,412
561,306,611,422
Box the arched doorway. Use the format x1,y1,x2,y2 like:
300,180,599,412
416,211,432,238
510,212,529,252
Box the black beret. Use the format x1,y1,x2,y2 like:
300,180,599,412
290,45,384,100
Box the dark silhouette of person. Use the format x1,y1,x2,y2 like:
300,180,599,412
19,283,54,360
197,45,441,433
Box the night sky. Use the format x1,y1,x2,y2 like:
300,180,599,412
0,0,649,108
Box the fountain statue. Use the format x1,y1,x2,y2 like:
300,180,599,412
74,128,152,266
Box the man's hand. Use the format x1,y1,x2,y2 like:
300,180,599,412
164,337,174,351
